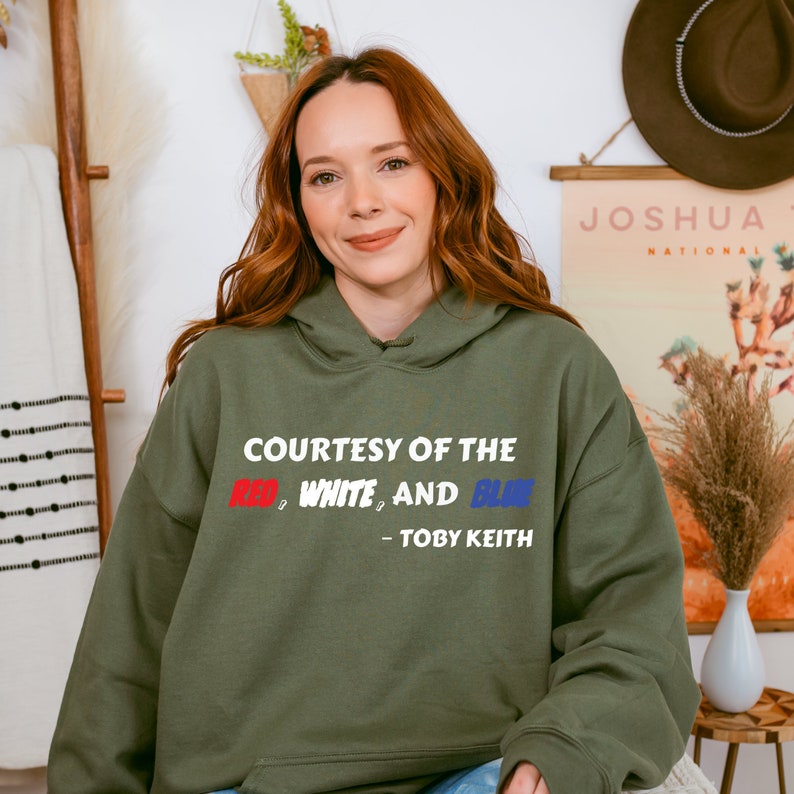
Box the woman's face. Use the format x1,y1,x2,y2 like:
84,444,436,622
295,80,437,300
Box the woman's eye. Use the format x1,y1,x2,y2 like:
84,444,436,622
311,172,337,185
383,158,408,171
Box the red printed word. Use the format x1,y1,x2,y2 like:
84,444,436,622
229,478,279,508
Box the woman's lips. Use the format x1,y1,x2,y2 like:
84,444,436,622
346,227,403,252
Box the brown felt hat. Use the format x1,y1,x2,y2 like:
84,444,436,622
623,0,794,189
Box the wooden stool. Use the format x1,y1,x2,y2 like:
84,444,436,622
692,687,794,794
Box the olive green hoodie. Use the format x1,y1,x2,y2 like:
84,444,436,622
48,276,700,794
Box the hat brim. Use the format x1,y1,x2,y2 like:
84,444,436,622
623,0,794,190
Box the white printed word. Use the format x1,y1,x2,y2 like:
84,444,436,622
398,528,534,548
299,478,378,508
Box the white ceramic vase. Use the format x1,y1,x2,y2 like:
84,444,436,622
700,588,765,713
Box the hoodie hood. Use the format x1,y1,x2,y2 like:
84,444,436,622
287,275,512,369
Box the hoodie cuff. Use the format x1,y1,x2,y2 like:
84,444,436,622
499,729,610,794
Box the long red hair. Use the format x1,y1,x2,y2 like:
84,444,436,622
164,47,579,387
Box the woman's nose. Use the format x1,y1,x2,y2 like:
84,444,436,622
346,173,383,218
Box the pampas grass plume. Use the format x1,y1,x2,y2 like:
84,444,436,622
655,348,794,590
0,0,166,387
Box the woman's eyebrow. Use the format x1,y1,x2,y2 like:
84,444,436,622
371,140,410,154
302,141,411,171
302,155,334,170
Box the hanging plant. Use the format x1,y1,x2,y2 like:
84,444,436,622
234,0,331,89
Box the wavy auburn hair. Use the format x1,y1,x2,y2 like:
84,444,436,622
164,47,579,387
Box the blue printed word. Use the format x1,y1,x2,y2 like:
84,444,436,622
470,478,535,509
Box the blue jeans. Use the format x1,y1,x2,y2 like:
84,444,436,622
208,758,501,793
423,758,501,792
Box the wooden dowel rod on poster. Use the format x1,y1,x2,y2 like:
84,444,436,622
549,165,687,181
687,619,794,635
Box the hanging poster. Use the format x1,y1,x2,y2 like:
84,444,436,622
560,176,794,631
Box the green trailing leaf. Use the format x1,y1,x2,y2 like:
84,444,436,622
235,51,286,71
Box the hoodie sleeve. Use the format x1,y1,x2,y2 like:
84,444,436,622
47,343,219,794
46,467,197,793
498,366,701,793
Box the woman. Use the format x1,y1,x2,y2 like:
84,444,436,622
48,48,700,794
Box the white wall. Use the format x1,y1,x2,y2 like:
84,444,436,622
1,1,792,791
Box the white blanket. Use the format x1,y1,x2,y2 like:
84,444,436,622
0,144,100,768
635,752,718,794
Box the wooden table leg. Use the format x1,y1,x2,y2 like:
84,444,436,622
694,735,701,765
720,743,739,794
777,741,786,794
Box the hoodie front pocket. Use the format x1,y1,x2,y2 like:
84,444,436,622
240,744,500,794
